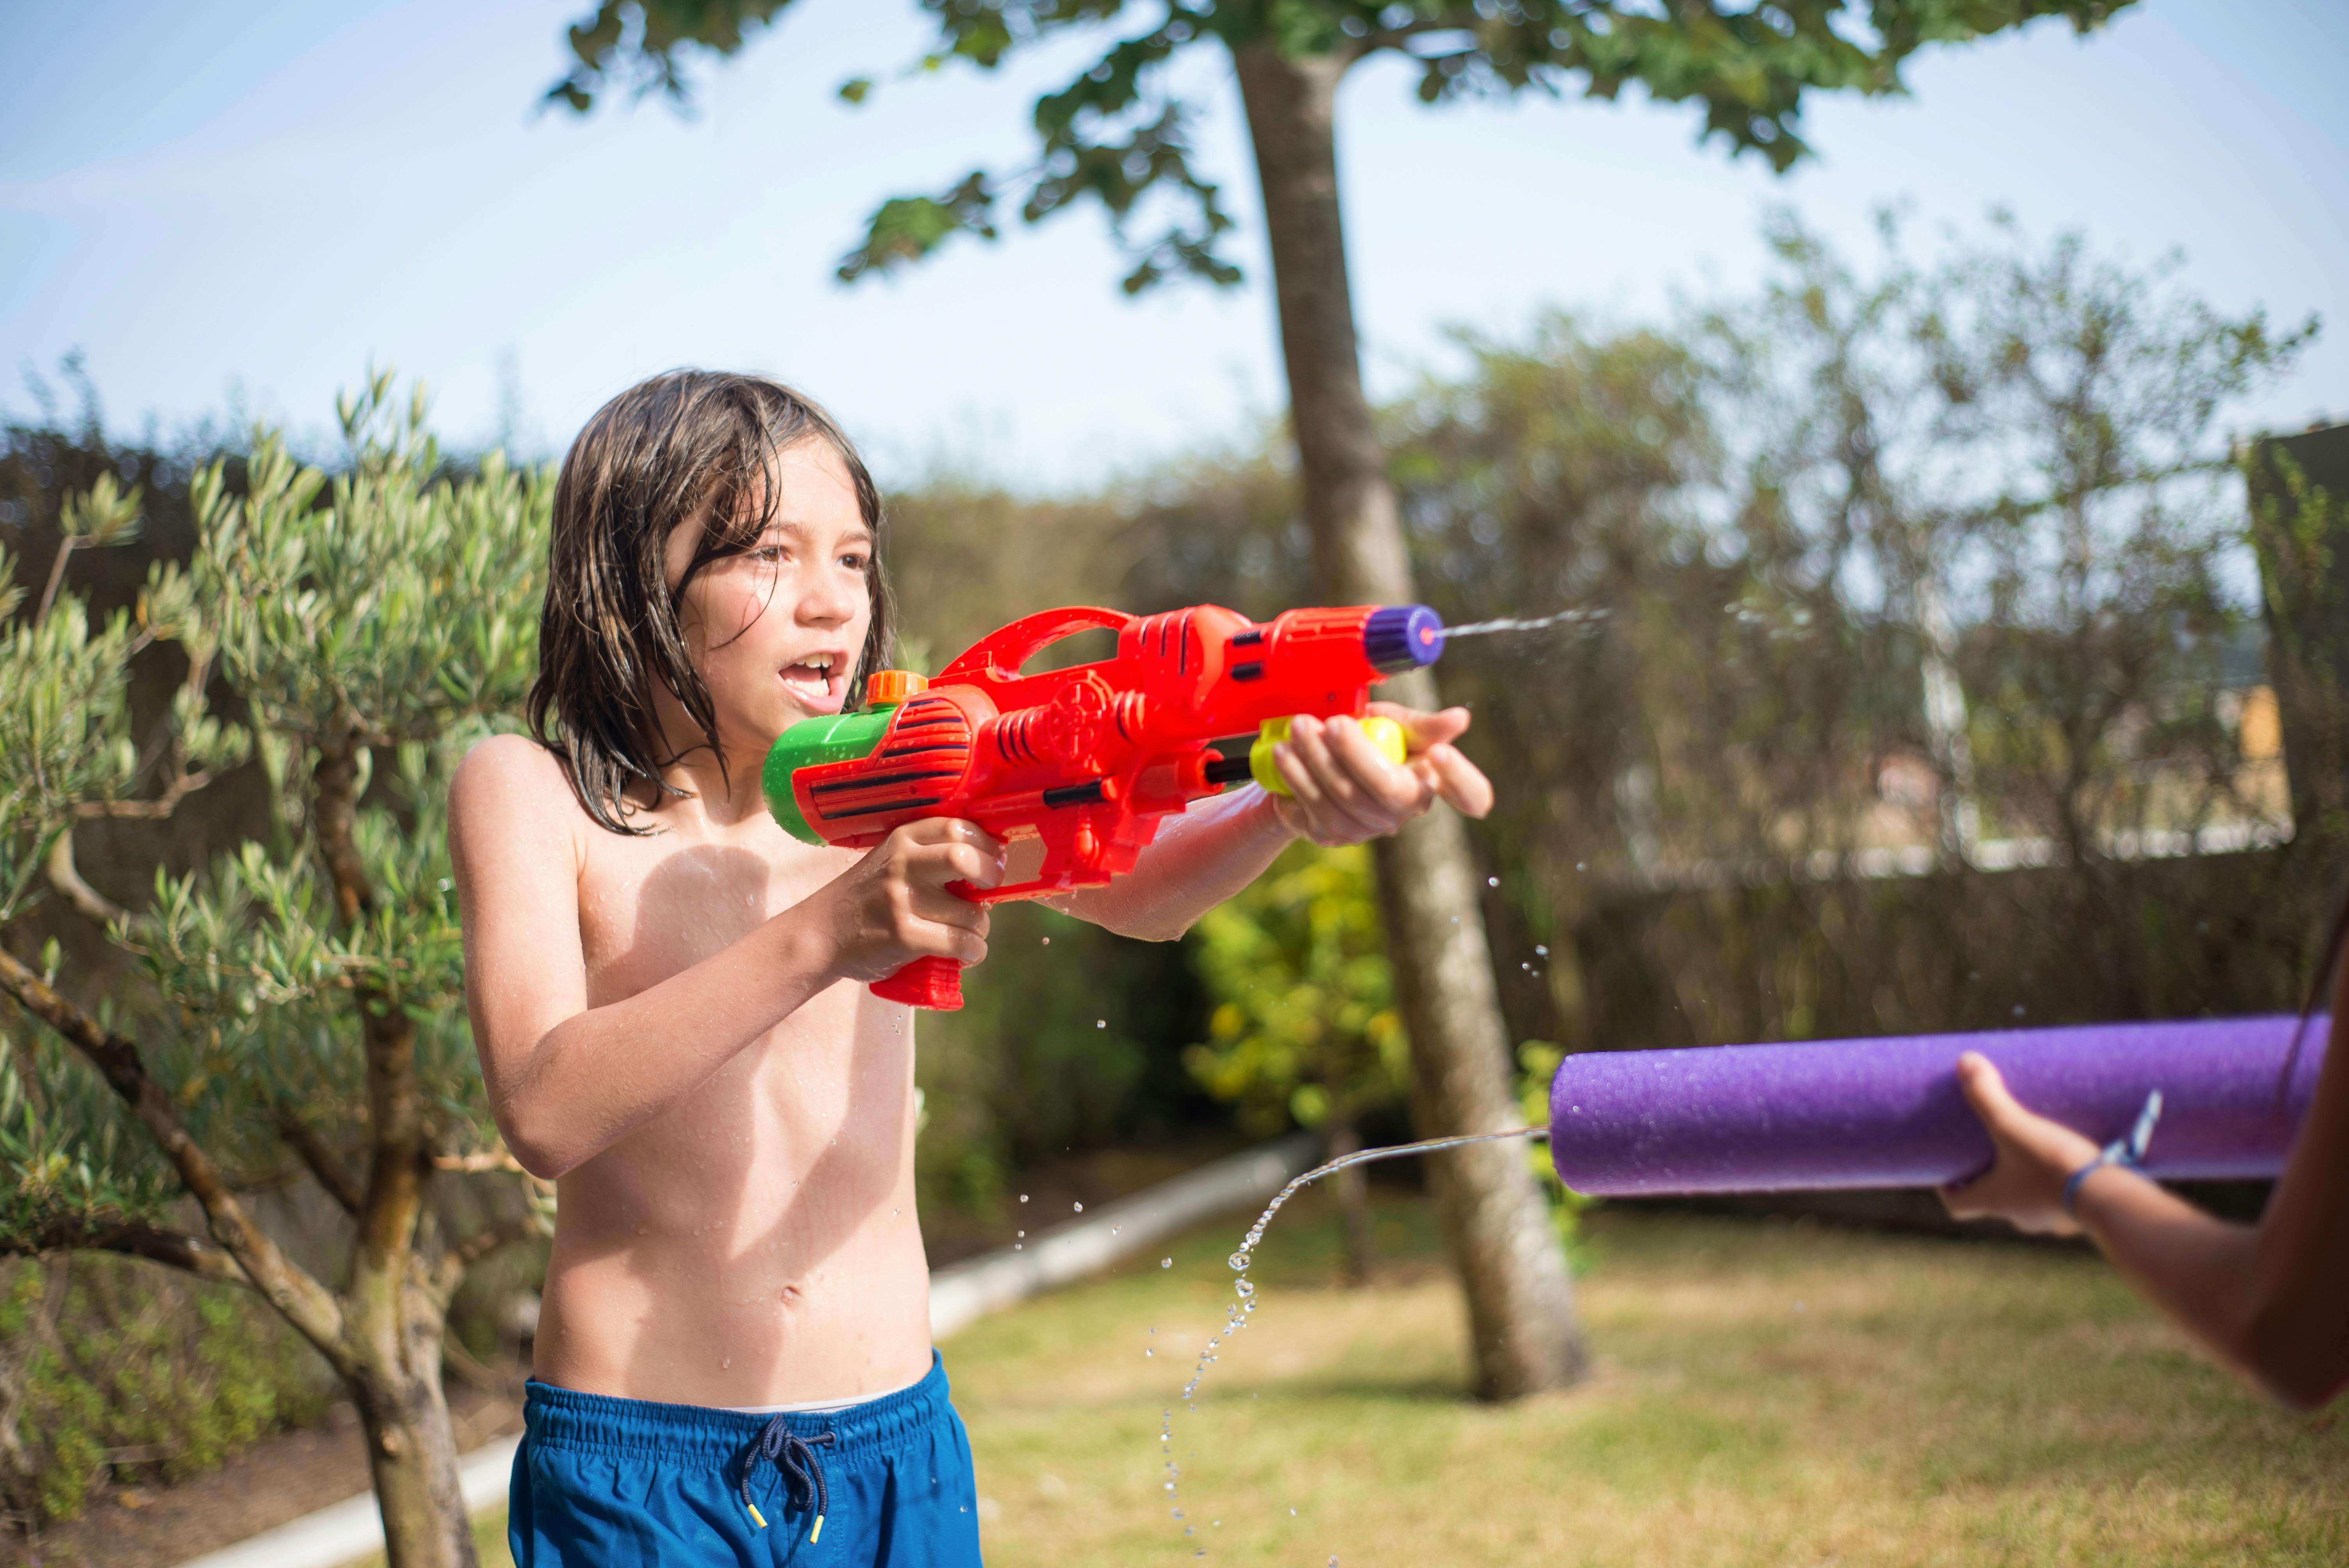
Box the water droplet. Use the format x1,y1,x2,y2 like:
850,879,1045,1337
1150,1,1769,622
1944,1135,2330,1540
1227,1253,1248,1270
1487,875,1499,887
1161,1257,1173,1269
1576,861,1587,871
1145,1348,1153,1356
1535,944,1549,956
1165,1481,1176,1491
1111,1226,1120,1234
1019,1194,1029,1203
1041,936,1050,944
1073,1201,1082,1212
1235,1279,1254,1298
1016,1230,1025,1238
1096,1019,1106,1028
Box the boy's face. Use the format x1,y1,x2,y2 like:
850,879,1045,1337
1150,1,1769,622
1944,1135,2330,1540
663,438,873,748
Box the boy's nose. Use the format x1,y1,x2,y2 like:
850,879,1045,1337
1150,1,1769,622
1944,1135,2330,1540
796,569,861,627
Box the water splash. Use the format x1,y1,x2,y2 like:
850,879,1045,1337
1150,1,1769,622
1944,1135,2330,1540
1440,606,1608,640
1157,1123,1551,1556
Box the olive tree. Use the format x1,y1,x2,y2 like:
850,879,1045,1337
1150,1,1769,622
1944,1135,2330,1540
0,379,550,1568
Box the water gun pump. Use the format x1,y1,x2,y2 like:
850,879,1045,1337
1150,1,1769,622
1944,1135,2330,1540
764,602,1445,1010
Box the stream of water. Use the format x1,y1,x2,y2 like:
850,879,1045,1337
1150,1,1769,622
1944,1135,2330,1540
1156,1124,1553,1559
1438,606,1610,640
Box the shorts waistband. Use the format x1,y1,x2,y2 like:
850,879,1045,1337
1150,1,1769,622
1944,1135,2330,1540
524,1351,949,1464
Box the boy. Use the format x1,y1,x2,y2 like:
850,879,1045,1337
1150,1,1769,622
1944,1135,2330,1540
449,371,1493,1564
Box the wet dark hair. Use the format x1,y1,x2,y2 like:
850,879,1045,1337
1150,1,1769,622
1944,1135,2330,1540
528,370,891,835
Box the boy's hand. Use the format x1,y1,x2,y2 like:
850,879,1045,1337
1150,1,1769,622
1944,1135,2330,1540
816,819,1002,983
1267,702,1495,848
1938,1052,2103,1236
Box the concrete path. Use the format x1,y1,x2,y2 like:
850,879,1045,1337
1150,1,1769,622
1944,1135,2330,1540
169,1131,1321,1568
169,1436,519,1568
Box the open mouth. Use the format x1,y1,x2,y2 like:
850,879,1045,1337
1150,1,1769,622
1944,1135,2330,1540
780,652,848,711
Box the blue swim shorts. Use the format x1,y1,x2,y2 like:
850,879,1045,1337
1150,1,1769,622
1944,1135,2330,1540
509,1352,984,1566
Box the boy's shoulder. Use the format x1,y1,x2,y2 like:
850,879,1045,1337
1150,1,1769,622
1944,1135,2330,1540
450,732,588,843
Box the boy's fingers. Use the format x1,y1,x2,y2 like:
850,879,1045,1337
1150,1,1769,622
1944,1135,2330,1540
1367,700,1471,750
1271,735,1328,809
1279,727,1390,840
1279,721,1375,825
898,817,1002,857
931,841,1004,890
1323,716,1429,814
912,884,990,933
1422,742,1494,819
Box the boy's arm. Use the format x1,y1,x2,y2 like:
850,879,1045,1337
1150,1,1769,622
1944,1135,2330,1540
448,735,1002,1179
1050,704,1494,941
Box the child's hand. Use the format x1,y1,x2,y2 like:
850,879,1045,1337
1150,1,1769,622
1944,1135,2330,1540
814,819,1003,982
1267,702,1495,848
1938,1052,2103,1235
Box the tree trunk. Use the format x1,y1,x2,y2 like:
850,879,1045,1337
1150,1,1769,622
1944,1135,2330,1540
1326,1117,1375,1286
351,1280,476,1568
1233,40,1586,1399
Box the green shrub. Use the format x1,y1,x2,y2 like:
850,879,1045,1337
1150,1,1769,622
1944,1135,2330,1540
0,1253,330,1526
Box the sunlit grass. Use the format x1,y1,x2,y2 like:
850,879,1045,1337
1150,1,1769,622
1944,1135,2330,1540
947,1193,2345,1566
445,1192,2344,1566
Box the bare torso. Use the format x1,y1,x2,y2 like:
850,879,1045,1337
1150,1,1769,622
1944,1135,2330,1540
529,802,932,1408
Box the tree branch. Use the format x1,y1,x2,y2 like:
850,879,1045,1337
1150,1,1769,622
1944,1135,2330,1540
278,1111,364,1216
453,1215,544,1273
6,1215,253,1286
312,734,429,1283
44,828,130,929
0,943,351,1370
312,736,375,925
33,537,77,628
435,1212,548,1297
74,768,224,821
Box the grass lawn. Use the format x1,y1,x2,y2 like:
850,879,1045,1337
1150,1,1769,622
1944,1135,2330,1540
456,1191,2345,1566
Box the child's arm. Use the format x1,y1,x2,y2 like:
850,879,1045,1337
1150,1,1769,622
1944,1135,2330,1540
1051,704,1494,941
448,736,1003,1179
1940,999,2349,1408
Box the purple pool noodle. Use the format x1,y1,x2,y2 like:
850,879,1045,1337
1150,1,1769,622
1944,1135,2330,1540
1549,1016,2329,1196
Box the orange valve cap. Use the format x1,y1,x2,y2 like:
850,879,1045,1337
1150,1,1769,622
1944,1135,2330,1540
865,668,929,707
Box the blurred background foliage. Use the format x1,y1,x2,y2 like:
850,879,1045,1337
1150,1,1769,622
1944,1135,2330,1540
0,211,2332,1526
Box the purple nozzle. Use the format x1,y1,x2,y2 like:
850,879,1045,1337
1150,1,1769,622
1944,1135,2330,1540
1550,1016,2326,1196
1365,604,1445,674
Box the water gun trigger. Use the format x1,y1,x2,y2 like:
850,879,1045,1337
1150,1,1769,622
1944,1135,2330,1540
1248,714,1409,796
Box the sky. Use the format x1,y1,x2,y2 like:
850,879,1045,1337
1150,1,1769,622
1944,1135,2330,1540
2,0,2343,492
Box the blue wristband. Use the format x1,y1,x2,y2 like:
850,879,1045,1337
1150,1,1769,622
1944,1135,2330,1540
2061,1088,2163,1218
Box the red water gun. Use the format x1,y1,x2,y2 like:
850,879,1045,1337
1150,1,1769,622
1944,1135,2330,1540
763,602,1447,1010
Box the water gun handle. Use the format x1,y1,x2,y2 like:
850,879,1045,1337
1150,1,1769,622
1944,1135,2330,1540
873,955,966,1010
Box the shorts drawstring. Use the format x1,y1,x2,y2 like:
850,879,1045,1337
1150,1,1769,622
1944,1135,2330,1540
740,1418,836,1542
